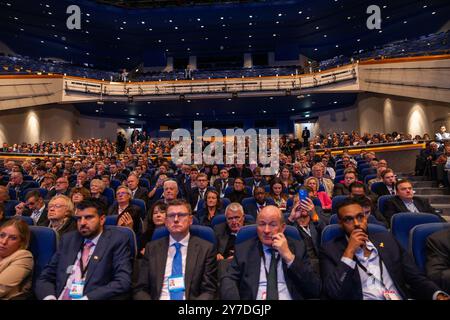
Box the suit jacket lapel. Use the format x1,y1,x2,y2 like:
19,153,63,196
84,229,110,285
61,234,84,290
309,223,319,253
185,237,200,299
155,238,169,299
250,239,262,299
369,233,407,299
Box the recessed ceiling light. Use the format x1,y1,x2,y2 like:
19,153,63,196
291,108,295,111
335,44,339,47
334,101,338,104
273,34,276,37
278,13,282,16
276,21,280,24
117,37,120,40
196,113,200,115
86,13,90,17
197,18,201,21
166,113,170,116
298,11,302,14
231,111,235,114
181,38,185,41
249,22,252,26
123,21,126,24
169,19,173,23
383,5,387,8
423,5,427,8
403,20,407,24
357,39,361,42
314,48,318,51
220,17,224,20
141,21,145,24
249,15,253,18
316,26,319,30
120,27,124,30
40,40,44,43
158,39,162,43
324,34,327,37
222,24,226,27
379,30,382,33
263,110,267,113
187,48,190,51
147,102,151,104
200,25,204,28
148,28,153,31
306,16,310,20
248,45,252,48
138,114,142,116
248,35,252,38
432,11,436,15
174,26,178,30
86,20,90,23
126,57,130,60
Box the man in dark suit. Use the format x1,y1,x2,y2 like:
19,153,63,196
302,127,310,148
426,228,450,292
245,167,268,194
214,202,246,278
213,168,234,198
320,198,449,300
228,164,253,179
45,177,70,200
188,173,215,212
372,168,397,197
221,205,321,300
15,189,49,226
35,199,133,300
286,197,325,274
383,179,444,226
7,172,35,201
109,163,126,182
126,174,149,207
133,199,217,300
243,186,275,219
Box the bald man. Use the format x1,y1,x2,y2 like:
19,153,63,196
220,205,321,300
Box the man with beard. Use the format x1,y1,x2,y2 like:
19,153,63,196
35,199,132,300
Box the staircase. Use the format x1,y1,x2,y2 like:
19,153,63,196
398,174,450,222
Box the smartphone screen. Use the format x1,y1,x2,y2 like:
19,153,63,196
298,189,308,201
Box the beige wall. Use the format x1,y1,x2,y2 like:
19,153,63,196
0,105,75,144
357,93,450,136
314,106,359,136
0,104,120,144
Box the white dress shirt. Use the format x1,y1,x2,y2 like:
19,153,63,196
256,245,292,300
160,233,190,300
30,204,46,225
341,240,401,300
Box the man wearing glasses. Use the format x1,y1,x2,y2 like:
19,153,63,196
134,199,217,300
320,198,449,300
45,177,70,200
14,190,48,226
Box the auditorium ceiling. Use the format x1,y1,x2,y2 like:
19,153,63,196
1,0,449,70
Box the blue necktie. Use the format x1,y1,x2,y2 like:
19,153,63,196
170,242,184,300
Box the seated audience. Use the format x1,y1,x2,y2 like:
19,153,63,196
320,198,449,300
15,190,48,226
245,167,267,194
367,165,387,188
89,179,108,207
333,170,359,197
133,199,217,300
40,173,56,191
227,177,250,205
69,187,91,206
221,205,321,300
35,199,133,300
126,174,149,206
0,218,33,299
286,196,325,274
7,172,35,201
46,177,70,199
140,200,167,252
189,173,214,212
426,228,450,292
435,125,450,143
47,195,77,237
267,178,288,212
372,168,397,197
243,186,274,219
0,186,10,205
351,195,388,227
383,179,445,226
311,164,334,198
435,142,450,188
304,177,331,210
196,190,223,227
213,167,234,198
108,186,143,236
214,202,246,278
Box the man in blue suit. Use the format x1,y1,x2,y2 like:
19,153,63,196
35,199,132,300
320,198,449,300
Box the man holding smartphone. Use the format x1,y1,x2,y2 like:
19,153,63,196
221,205,321,300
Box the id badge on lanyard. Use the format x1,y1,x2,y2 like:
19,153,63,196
168,275,185,293
69,280,85,299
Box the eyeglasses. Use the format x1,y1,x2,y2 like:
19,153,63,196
48,204,67,209
340,213,366,224
234,181,244,185
166,213,190,220
0,232,19,242
26,201,36,206
226,216,242,221
116,192,129,196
